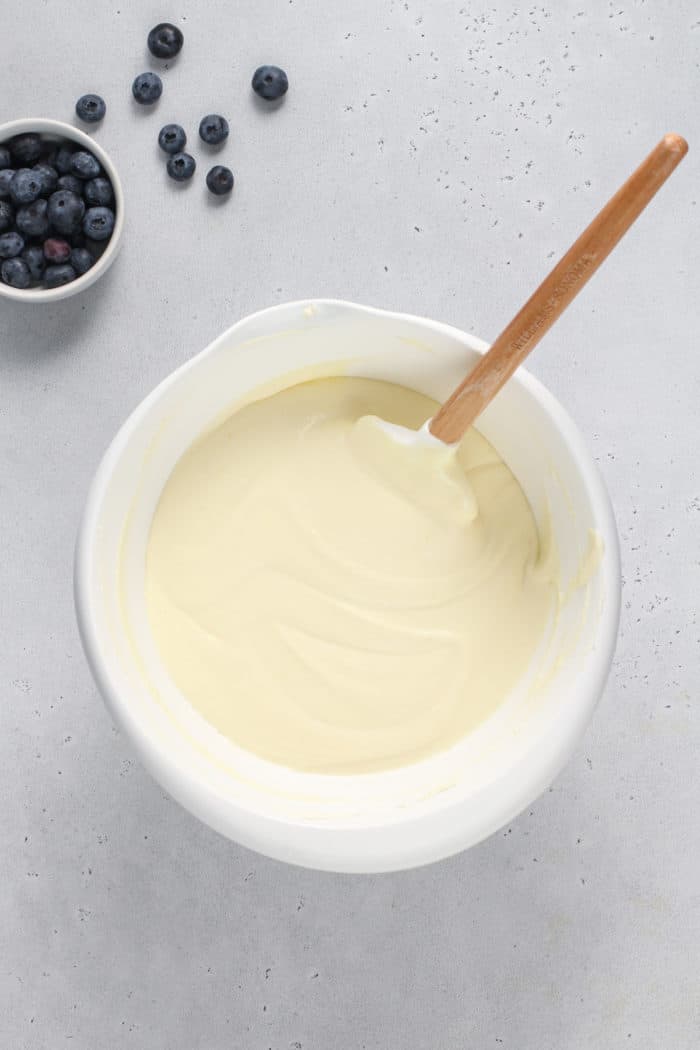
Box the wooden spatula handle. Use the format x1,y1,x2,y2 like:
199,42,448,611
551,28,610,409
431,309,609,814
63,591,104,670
429,133,688,444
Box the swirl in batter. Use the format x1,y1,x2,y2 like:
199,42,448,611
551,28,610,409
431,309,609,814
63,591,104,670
146,377,557,773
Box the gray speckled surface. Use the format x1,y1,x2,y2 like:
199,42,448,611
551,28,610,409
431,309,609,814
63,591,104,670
1,2,699,1047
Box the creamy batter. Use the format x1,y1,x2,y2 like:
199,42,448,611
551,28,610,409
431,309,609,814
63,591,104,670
146,377,557,774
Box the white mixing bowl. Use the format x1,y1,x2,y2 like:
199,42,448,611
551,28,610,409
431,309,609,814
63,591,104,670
75,300,620,872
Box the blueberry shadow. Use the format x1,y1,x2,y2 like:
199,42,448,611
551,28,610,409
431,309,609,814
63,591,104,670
204,189,233,208
197,137,229,155
71,119,104,136
130,97,162,119
164,170,196,191
251,93,287,114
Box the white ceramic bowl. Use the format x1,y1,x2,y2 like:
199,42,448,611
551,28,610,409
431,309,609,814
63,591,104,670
75,300,620,872
0,118,124,303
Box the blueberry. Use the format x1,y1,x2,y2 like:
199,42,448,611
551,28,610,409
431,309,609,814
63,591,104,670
70,247,93,275
44,263,77,288
0,169,14,199
0,231,25,258
76,93,106,123
0,200,13,232
251,65,289,101
43,237,72,263
16,198,50,238
83,206,115,240
199,114,229,145
0,146,11,170
1,256,31,288
70,151,101,180
32,163,58,194
132,72,163,105
206,165,234,196
57,174,83,195
166,152,196,181
83,177,113,206
10,133,43,166
54,145,75,174
48,189,86,234
158,123,186,154
147,22,184,59
10,168,43,205
22,244,45,281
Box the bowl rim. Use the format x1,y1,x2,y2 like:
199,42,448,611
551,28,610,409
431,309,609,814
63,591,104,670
0,117,124,303
74,298,622,871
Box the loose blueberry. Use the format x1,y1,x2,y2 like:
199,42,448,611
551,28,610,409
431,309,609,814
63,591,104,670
1,256,31,288
0,146,11,170
48,189,86,235
32,163,58,194
54,145,75,174
158,123,186,154
10,133,43,166
251,65,289,101
57,174,83,195
166,152,196,181
70,151,101,180
83,177,113,206
0,200,14,233
44,263,77,288
132,72,163,105
147,22,184,59
199,114,229,145
22,244,45,281
76,93,106,123
16,198,50,238
43,237,72,263
70,247,93,275
206,165,234,196
0,231,25,259
10,168,43,205
0,169,14,199
83,206,115,240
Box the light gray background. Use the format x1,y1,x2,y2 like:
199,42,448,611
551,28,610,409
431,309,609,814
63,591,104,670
1,1,698,1047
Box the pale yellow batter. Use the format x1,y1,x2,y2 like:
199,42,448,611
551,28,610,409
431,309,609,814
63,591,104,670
146,377,556,774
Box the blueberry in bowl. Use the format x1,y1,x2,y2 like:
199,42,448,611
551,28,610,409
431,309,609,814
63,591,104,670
1,256,32,289
0,200,14,232
10,168,44,205
83,206,115,241
47,189,85,235
0,118,123,302
83,177,113,207
70,150,102,180
15,198,50,238
9,133,43,166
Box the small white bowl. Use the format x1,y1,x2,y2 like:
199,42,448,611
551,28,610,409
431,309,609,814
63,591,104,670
0,118,124,303
75,300,621,873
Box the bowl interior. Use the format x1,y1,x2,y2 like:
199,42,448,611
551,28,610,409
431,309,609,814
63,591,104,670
0,118,123,302
76,300,619,871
